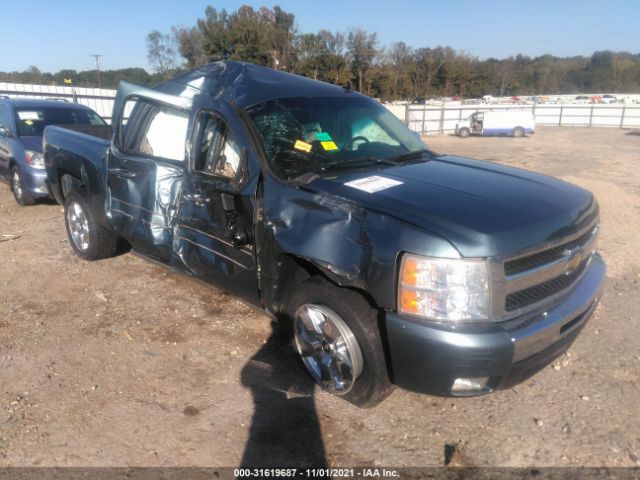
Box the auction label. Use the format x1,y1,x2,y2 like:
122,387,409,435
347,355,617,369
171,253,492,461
18,111,42,120
344,176,403,193
294,139,313,152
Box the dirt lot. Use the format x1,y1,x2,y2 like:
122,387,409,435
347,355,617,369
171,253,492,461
0,127,639,469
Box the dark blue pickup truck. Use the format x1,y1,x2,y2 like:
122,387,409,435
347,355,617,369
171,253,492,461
44,61,605,406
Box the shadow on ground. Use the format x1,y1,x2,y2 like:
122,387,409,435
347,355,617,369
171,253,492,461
240,320,327,469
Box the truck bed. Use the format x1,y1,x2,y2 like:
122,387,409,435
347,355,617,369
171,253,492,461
43,125,111,215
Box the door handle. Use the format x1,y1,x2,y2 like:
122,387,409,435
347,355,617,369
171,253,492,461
109,168,137,179
185,193,211,206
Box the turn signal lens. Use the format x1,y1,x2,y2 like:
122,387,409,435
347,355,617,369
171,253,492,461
401,289,418,314
25,150,45,169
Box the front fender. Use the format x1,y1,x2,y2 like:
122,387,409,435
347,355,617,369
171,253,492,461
258,176,459,311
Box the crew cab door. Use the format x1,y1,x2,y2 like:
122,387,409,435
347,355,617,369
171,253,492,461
107,82,191,261
175,96,259,304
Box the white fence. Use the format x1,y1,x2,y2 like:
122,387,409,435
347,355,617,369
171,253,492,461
402,104,640,134
0,82,117,123
3,82,640,133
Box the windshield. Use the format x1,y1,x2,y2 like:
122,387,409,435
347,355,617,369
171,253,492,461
15,107,106,137
247,96,427,180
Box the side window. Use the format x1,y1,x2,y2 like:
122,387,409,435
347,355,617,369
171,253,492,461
118,98,189,162
195,114,243,181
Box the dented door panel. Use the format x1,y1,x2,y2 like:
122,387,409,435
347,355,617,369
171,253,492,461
174,95,261,304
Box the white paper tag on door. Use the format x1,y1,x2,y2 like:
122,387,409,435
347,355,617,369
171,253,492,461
344,176,403,193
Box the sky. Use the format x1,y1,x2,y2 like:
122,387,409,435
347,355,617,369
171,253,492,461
0,0,638,73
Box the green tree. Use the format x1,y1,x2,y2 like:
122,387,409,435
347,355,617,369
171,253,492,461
146,30,178,78
346,28,378,92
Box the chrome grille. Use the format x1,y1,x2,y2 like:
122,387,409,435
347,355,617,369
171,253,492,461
504,227,597,276
490,222,599,320
505,257,590,311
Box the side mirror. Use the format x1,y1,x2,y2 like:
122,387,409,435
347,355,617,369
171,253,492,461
0,124,11,138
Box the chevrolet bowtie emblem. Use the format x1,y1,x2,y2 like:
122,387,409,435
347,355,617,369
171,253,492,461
563,248,583,274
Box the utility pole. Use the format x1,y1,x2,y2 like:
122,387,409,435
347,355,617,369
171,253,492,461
91,54,102,89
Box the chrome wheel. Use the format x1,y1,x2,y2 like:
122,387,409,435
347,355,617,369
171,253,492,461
12,170,23,199
294,304,363,395
67,200,90,251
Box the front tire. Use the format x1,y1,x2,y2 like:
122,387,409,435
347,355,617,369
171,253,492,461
11,166,35,206
458,127,470,138
288,277,394,407
64,190,118,260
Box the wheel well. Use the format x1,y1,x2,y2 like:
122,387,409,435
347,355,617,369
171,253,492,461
8,160,16,191
271,254,379,314
274,254,394,385
59,171,85,201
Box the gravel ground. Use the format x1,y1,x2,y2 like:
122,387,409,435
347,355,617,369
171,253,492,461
0,127,638,469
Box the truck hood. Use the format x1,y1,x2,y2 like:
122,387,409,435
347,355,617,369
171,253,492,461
307,155,597,258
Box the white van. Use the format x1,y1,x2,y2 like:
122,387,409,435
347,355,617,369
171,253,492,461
456,111,535,138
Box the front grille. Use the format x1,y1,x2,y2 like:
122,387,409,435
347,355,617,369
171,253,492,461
504,227,596,276
505,257,589,311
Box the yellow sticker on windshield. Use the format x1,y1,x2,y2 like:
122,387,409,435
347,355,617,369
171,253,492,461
321,141,338,151
24,120,34,126
294,139,312,153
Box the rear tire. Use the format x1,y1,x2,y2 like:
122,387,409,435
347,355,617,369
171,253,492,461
11,166,35,206
458,127,470,138
288,276,394,407
64,190,118,260
512,127,525,138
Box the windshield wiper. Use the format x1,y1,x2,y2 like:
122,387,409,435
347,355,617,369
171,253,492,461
323,156,399,170
390,149,437,163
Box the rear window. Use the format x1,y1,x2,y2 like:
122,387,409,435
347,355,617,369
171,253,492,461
14,107,105,137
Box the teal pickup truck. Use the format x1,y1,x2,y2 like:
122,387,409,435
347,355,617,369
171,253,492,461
44,62,605,406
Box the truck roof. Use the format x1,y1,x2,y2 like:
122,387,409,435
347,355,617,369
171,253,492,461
153,60,358,109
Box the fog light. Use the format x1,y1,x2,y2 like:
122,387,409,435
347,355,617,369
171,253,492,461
452,377,489,392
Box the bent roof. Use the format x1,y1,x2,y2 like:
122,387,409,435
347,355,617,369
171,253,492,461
153,61,357,108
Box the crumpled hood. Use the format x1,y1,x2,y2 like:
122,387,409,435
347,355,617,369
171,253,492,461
19,136,43,153
307,155,597,258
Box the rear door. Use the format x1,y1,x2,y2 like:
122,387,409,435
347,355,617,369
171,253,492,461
107,83,191,261
175,95,260,304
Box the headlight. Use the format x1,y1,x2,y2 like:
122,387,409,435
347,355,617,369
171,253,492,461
398,253,490,322
25,150,45,169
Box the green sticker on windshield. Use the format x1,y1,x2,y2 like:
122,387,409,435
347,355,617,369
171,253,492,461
316,132,333,142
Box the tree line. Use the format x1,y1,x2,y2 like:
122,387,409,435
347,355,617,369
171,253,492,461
0,66,161,91
2,4,639,99
147,5,640,99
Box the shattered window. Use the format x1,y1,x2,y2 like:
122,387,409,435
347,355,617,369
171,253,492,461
247,96,426,181
195,114,243,181
119,98,188,162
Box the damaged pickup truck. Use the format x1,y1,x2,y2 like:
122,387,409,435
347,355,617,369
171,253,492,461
44,61,605,407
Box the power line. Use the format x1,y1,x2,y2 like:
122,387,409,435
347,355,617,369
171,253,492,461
91,54,102,89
